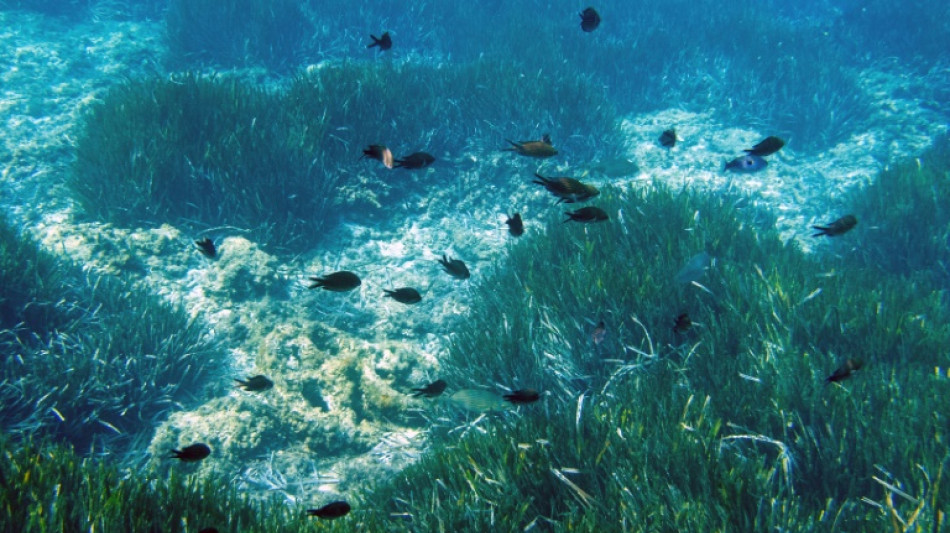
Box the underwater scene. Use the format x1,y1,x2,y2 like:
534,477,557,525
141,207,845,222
1,0,949,531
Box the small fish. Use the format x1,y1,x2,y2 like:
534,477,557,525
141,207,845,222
504,389,541,404
503,137,558,158
411,379,447,398
672,313,692,334
308,271,362,292
449,389,507,412
438,254,470,279
659,128,677,148
235,375,273,392
579,7,601,32
170,443,211,462
532,173,600,204
591,320,607,345
590,157,639,178
812,215,857,237
825,358,863,384
564,206,609,223
505,213,524,237
194,238,216,258
368,32,392,50
724,154,768,173
744,136,785,157
675,252,712,284
362,144,394,169
384,287,422,304
307,500,351,519
197,529,218,533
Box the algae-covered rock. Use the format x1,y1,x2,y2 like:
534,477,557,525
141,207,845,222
202,237,285,302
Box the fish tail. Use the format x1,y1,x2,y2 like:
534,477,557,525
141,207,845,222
368,35,380,48
811,226,828,237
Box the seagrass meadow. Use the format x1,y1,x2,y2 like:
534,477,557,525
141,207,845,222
69,61,618,254
2,0,950,531
0,216,223,452
4,179,948,531
368,183,950,531
845,135,950,288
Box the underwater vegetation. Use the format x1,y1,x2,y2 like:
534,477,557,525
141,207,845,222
365,183,949,530
845,134,950,289
0,435,323,533
70,73,333,253
165,0,312,70
0,216,222,451
289,0,873,153
9,155,950,531
70,62,618,252
836,0,950,64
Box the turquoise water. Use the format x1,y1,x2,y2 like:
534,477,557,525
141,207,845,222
1,1,948,530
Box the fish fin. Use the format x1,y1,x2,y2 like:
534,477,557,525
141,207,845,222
811,226,828,237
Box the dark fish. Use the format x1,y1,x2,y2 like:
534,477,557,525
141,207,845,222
198,529,218,533
170,443,211,462
362,144,393,169
591,320,607,345
533,173,599,203
194,238,216,258
564,206,609,223
659,128,677,148
503,137,558,158
579,7,601,32
368,32,392,50
825,358,863,384
724,154,767,173
505,213,524,237
812,215,857,237
384,287,422,304
744,136,785,157
411,379,447,398
307,500,351,519
235,375,273,392
504,389,541,404
438,254,470,279
394,152,435,169
672,313,692,334
308,271,361,292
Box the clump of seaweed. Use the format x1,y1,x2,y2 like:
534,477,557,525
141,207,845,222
364,182,949,529
0,435,331,532
70,63,619,253
0,217,222,451
320,0,870,153
69,73,332,253
845,134,950,288
165,0,312,70
286,59,619,164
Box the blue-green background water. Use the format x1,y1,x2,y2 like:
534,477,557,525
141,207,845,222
0,1,949,531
